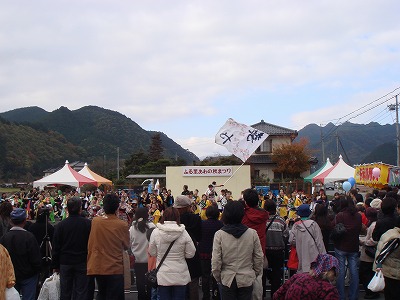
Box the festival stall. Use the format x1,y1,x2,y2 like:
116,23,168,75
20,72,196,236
33,160,97,189
312,155,355,184
78,163,113,186
354,163,393,189
304,158,333,183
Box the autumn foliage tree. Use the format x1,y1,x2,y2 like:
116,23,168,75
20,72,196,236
271,138,311,179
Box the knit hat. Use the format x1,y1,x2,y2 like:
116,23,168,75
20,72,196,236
10,208,26,222
311,254,339,277
173,195,192,208
370,198,382,209
297,204,311,218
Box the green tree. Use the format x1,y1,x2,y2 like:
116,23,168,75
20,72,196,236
122,151,150,176
149,133,163,161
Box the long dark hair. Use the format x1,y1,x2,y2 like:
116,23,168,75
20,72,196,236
339,196,357,215
312,203,331,230
134,207,150,233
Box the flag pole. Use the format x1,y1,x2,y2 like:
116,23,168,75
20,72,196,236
222,162,246,185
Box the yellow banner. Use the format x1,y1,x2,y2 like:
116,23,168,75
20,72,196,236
354,163,391,188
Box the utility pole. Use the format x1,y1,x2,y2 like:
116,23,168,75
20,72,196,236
117,147,120,180
388,95,400,166
320,124,325,162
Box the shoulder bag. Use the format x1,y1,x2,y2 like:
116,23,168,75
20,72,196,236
145,240,176,288
330,215,347,243
300,219,321,253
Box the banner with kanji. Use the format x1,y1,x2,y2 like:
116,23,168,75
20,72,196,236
215,118,268,162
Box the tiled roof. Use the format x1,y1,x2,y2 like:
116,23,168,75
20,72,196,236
247,154,274,164
252,120,298,136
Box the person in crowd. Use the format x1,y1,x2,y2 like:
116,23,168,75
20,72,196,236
182,185,190,195
373,216,400,300
241,188,269,300
146,228,158,300
264,199,288,298
0,244,15,300
130,207,155,300
149,207,196,300
0,208,41,300
276,189,288,219
289,204,326,274
87,193,130,300
332,196,362,300
198,205,223,300
0,201,13,239
52,196,93,300
311,203,333,251
372,196,398,242
28,206,55,289
359,207,379,299
212,200,263,300
273,253,340,300
174,195,202,300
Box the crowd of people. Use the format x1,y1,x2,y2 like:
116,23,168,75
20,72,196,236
0,183,399,300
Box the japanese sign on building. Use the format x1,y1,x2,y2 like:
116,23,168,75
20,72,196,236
182,166,233,177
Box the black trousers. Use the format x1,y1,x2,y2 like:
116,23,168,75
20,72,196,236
221,278,252,300
384,277,400,300
359,261,378,297
60,263,94,300
265,249,285,298
94,274,124,300
135,262,151,300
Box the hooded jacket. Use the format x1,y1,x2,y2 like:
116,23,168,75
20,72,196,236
212,225,263,288
289,219,326,273
148,221,196,286
242,207,269,255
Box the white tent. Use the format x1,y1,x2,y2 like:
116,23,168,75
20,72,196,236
312,155,355,184
304,158,333,183
33,160,97,189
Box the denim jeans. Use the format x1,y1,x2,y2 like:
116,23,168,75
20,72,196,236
158,285,186,300
15,274,38,300
334,248,359,300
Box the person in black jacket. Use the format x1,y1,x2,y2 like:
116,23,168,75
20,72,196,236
52,196,93,300
28,207,55,288
0,208,41,300
175,195,202,300
372,197,398,242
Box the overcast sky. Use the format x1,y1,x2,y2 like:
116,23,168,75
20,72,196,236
1,0,400,158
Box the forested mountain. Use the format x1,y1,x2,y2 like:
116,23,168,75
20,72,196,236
0,106,197,181
296,122,397,167
1,105,397,182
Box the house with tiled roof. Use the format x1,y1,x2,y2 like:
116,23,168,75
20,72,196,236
248,120,298,181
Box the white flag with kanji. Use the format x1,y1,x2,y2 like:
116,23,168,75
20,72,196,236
215,118,268,162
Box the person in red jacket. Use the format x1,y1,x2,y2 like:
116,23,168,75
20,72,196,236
241,188,269,299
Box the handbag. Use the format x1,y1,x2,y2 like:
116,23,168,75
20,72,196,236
37,273,60,300
364,245,377,259
330,222,347,242
145,240,176,288
367,270,385,292
287,245,299,270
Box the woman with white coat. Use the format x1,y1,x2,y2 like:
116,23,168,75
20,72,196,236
149,207,196,300
130,207,155,300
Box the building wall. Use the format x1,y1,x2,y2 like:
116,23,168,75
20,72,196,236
166,165,251,199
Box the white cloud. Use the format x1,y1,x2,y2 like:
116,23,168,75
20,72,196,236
0,0,399,157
